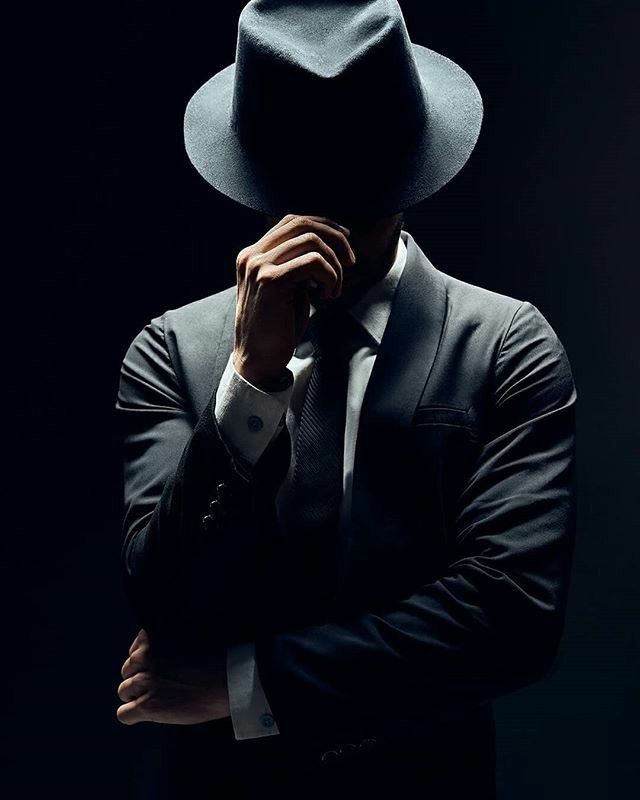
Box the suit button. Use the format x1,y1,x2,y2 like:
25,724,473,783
215,481,227,500
320,749,341,764
247,414,263,432
359,737,377,750
208,498,221,513
201,513,215,531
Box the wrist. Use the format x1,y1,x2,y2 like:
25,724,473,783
232,352,293,392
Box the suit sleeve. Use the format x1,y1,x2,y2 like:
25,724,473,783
212,352,290,739
115,312,291,667
253,300,578,739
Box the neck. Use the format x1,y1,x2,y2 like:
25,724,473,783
340,223,403,308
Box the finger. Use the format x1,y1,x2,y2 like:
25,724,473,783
118,671,153,702
277,217,355,266
266,213,297,232
264,233,343,297
128,627,147,655
261,217,355,266
116,690,154,726
121,645,153,679
261,251,339,299
269,213,350,237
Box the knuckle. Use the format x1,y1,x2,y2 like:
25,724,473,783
236,246,253,271
245,253,263,274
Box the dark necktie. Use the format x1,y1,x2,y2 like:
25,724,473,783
279,304,365,605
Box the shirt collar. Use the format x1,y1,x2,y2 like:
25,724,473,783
294,231,407,357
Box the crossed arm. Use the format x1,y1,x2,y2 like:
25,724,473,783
115,301,577,741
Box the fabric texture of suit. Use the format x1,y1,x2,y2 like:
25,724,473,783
115,229,577,796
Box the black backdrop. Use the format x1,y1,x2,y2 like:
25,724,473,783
9,1,639,797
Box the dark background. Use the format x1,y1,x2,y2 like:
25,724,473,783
9,1,638,797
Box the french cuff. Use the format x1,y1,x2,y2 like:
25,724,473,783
213,352,294,467
226,641,281,740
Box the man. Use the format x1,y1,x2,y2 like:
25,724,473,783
115,2,577,798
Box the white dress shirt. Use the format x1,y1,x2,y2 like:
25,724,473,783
214,233,408,739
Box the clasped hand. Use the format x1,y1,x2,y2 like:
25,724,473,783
116,628,231,726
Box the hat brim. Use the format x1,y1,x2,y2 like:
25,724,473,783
183,43,483,217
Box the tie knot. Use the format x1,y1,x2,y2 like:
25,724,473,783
304,307,363,361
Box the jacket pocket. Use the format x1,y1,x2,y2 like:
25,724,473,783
412,405,476,438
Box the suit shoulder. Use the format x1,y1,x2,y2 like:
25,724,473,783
441,270,574,395
437,269,571,368
120,285,236,391
436,269,525,348
154,284,236,339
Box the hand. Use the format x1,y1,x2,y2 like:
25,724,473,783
233,213,357,390
116,628,231,726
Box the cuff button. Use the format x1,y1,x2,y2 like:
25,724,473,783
259,712,275,728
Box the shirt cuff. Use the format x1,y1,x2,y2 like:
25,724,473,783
214,352,294,468
226,641,281,740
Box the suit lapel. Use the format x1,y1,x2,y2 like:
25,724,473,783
339,230,448,592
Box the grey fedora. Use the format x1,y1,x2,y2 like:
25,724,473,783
184,0,483,219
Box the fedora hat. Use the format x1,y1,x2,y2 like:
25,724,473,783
184,0,483,220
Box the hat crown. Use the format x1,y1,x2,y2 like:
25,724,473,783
230,0,429,215
237,0,414,79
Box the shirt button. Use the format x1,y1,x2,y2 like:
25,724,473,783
247,414,263,432
259,712,275,728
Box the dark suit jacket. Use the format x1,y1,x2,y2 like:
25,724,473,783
115,229,577,784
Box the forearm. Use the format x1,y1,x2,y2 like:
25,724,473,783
255,550,570,741
122,404,270,661
120,344,293,665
